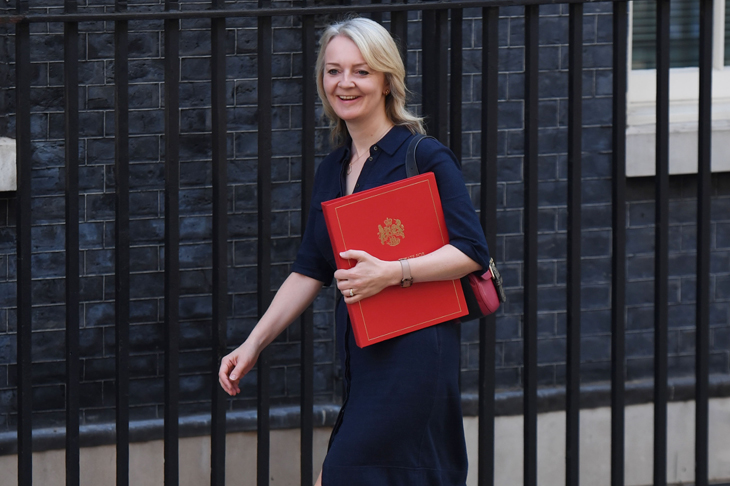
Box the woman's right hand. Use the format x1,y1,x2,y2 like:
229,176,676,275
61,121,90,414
217,273,324,396
218,341,260,396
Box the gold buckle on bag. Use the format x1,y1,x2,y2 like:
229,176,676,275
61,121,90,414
489,258,507,303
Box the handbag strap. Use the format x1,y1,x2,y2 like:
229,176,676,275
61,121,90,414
405,134,435,178
407,133,506,304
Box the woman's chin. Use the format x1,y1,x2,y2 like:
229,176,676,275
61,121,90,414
334,111,363,123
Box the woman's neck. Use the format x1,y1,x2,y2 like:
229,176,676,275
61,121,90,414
347,115,394,157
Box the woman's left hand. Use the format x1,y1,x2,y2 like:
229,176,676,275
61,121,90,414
335,250,399,303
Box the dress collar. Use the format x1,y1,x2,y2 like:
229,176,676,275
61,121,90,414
374,125,413,155
336,125,414,164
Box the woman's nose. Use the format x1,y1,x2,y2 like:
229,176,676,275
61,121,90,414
338,71,355,87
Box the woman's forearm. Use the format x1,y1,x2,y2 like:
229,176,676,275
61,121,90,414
384,244,481,287
220,272,324,395
335,244,482,304
245,272,323,353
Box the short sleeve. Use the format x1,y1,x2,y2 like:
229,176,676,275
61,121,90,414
291,201,335,286
416,138,491,272
290,152,345,287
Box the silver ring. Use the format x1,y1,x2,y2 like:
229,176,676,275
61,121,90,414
349,288,354,297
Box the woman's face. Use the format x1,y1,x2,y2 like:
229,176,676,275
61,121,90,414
322,35,389,126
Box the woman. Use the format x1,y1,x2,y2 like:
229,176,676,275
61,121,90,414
219,17,490,486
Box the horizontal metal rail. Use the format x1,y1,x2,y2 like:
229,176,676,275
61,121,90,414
1,0,619,24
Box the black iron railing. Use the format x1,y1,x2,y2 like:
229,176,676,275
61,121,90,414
611,3,627,485
0,0,719,485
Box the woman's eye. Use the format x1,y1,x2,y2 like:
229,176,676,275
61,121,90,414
357,70,370,76
327,69,339,75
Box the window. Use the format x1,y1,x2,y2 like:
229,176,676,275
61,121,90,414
626,0,730,176
631,0,729,69
633,0,698,69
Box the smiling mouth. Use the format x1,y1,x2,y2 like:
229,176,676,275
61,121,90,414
338,96,359,100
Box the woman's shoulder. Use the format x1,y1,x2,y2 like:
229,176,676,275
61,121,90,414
413,135,461,171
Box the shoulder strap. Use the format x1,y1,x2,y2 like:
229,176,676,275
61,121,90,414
405,134,436,178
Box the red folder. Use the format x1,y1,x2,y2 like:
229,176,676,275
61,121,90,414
321,172,468,347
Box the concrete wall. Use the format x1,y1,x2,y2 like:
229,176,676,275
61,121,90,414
3,398,730,486
0,428,332,486
478,398,730,486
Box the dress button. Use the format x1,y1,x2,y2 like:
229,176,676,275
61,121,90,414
373,146,378,151
368,157,373,161
356,183,360,188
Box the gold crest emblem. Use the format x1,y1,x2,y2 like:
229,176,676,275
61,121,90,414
378,217,405,246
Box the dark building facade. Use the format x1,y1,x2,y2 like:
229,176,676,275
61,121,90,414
0,0,729,437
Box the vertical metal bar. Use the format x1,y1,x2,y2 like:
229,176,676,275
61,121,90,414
300,9,316,486
257,8,273,486
523,5,539,486
611,3,627,486
390,1,408,68
64,0,81,482
421,7,449,142
164,0,181,484
566,4,582,486
450,7,464,390
478,7,499,486
210,0,228,483
654,1,670,484
15,3,32,483
114,0,131,482
450,8,463,159
370,0,383,25
695,0,713,484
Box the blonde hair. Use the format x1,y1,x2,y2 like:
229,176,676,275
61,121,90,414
315,17,425,146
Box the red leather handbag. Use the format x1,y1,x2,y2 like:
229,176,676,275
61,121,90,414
460,258,507,321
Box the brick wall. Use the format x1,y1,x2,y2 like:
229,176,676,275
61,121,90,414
0,0,11,138
623,176,730,380
458,3,623,390
0,2,729,432
0,0,344,429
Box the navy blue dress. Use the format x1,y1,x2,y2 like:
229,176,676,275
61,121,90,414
291,126,490,486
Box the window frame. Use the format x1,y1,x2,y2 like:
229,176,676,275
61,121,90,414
626,0,730,176
0,137,16,192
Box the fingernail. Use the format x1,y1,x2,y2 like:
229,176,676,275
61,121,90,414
230,374,237,380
